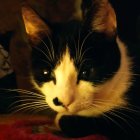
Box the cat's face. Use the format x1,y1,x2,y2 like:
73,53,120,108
23,0,132,117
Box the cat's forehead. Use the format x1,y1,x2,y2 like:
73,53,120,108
33,28,120,71
36,26,117,60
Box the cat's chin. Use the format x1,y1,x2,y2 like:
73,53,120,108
76,109,101,117
48,100,111,117
52,106,94,117
48,101,115,117
50,105,79,115
62,105,104,117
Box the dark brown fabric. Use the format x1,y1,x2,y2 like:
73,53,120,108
26,0,77,23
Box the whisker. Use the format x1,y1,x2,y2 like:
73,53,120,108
78,58,91,72
8,98,46,109
108,111,135,131
9,102,46,111
71,37,78,63
10,102,49,113
39,38,54,62
127,103,140,109
34,46,52,62
24,104,51,114
30,105,52,114
45,34,55,61
119,106,140,114
85,102,128,133
19,95,44,99
111,109,137,124
78,31,93,63
92,99,140,114
79,47,93,63
84,99,140,116
3,88,44,98
40,59,53,68
102,113,129,134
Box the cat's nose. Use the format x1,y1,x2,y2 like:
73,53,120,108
53,97,63,106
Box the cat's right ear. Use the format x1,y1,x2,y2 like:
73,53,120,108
76,0,117,37
22,6,51,44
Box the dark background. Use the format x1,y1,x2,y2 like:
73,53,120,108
110,0,140,42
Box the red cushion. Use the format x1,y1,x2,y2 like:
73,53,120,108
0,119,108,140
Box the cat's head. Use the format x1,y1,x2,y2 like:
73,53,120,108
22,0,132,117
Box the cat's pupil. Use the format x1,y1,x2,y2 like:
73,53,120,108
43,70,49,76
81,70,89,80
82,71,87,77
80,68,94,80
43,69,55,82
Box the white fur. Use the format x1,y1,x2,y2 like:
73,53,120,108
34,37,132,117
77,37,132,116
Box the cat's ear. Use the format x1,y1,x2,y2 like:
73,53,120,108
81,0,117,37
22,6,50,44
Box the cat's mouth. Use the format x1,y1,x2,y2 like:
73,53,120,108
54,103,86,115
62,105,69,111
49,102,79,114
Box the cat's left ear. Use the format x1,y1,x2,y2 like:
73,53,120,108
79,0,117,37
22,5,51,44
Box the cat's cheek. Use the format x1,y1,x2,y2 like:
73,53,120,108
55,112,72,130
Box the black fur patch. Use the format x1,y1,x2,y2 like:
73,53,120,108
32,20,120,85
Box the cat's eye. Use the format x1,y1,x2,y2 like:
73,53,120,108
43,69,56,84
82,71,87,75
43,70,50,75
79,68,95,81
81,71,88,79
34,68,56,84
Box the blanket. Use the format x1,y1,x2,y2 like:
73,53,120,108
0,116,108,140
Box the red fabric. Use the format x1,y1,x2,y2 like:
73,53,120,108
0,119,108,140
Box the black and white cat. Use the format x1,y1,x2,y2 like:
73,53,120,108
22,0,140,139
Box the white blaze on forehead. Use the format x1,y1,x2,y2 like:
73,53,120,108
51,47,78,106
54,47,77,86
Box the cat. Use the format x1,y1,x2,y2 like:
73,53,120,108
22,0,140,139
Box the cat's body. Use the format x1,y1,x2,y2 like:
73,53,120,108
22,0,140,139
